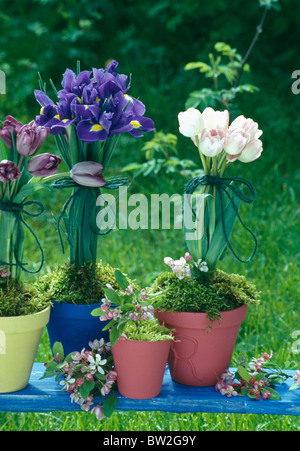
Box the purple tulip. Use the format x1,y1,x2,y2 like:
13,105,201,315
0,115,24,148
71,161,106,187
27,153,62,177
16,121,50,156
0,160,21,183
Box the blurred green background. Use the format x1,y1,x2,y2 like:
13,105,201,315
0,0,299,431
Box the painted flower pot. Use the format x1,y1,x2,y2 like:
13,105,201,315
0,306,50,393
47,301,111,356
112,338,171,399
155,304,247,387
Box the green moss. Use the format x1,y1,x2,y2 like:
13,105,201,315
0,280,51,317
35,261,136,305
123,320,175,342
150,269,260,322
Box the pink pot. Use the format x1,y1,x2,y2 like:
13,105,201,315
112,339,171,399
155,304,247,387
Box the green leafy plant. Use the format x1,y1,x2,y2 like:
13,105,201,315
122,130,203,179
184,41,259,111
91,269,173,345
215,350,294,401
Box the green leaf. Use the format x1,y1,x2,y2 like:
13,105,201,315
104,287,121,305
79,379,95,399
184,61,211,72
236,351,248,368
265,387,282,401
109,325,121,346
53,341,64,360
114,269,129,291
91,307,105,317
102,318,117,331
103,392,118,418
237,365,251,383
205,190,240,268
289,382,300,392
12,182,51,204
109,321,127,346
122,163,143,172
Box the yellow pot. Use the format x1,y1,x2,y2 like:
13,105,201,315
0,306,50,393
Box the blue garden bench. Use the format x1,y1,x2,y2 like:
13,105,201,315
0,363,299,416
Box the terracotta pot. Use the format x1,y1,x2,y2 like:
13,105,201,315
155,304,247,387
112,338,171,399
0,306,50,393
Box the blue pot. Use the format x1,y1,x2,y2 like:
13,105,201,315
47,301,109,356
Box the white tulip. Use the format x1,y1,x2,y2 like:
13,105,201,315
178,108,204,137
202,107,229,132
224,128,248,156
199,128,225,157
238,139,263,163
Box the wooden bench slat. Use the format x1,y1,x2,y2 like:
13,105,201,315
0,363,299,416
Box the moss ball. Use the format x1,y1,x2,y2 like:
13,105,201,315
149,269,260,322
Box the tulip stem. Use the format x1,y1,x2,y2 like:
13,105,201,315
33,171,71,184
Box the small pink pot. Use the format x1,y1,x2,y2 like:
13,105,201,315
112,339,171,399
155,304,247,387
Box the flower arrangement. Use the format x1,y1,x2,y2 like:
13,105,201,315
41,340,117,420
179,106,262,272
152,107,263,319
34,60,155,270
0,115,62,290
91,269,173,345
215,351,300,401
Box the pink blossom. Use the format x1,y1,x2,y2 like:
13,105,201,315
101,383,111,396
164,257,174,266
76,378,84,387
107,370,118,382
184,252,192,261
263,351,273,361
125,285,134,296
86,373,93,382
262,390,271,400
91,405,104,420
0,268,11,278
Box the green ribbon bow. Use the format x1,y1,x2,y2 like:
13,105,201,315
184,174,258,264
0,200,45,273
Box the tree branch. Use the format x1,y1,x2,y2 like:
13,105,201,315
234,8,268,88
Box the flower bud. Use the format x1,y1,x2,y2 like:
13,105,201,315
0,160,21,183
0,116,23,148
27,153,62,177
16,121,49,156
71,161,106,187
